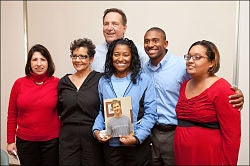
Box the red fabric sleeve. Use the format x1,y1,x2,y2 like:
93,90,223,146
209,79,241,165
7,79,20,143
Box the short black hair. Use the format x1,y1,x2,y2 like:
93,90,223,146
25,44,55,76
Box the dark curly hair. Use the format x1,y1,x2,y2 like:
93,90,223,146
70,38,96,57
104,38,141,84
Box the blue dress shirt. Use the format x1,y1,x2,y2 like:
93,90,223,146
144,50,190,125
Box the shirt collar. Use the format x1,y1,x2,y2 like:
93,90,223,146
147,49,169,71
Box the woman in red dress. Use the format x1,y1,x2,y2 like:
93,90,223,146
174,40,241,165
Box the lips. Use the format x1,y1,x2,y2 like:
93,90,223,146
116,63,126,67
147,49,157,55
186,65,194,70
106,32,115,36
35,68,44,72
74,64,84,68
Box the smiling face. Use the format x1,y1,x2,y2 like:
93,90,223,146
186,45,214,78
144,30,168,66
112,44,132,78
72,47,93,72
30,52,48,75
103,12,127,44
112,102,122,117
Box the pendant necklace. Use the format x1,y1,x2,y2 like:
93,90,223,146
35,81,44,85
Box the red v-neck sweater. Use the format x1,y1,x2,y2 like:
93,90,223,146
7,73,61,143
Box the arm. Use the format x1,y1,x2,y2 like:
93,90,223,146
134,79,157,143
229,86,244,110
7,81,19,144
213,82,241,165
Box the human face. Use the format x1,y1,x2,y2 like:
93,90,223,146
30,52,48,75
144,30,168,66
112,44,132,78
186,45,214,77
103,12,127,44
71,47,93,72
112,102,121,116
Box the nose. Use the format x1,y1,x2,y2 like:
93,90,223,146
37,60,42,65
107,24,114,31
117,56,123,61
148,41,155,47
75,56,81,61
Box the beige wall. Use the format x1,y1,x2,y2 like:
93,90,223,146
1,1,249,165
237,1,249,164
26,1,237,80
1,1,25,165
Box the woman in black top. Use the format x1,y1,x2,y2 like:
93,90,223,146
57,38,104,166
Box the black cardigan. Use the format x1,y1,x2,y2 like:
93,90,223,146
57,71,103,125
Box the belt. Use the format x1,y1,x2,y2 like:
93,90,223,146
178,119,220,129
154,124,176,132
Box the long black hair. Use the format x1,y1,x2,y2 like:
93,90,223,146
104,38,141,84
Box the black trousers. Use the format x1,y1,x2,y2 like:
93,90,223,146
59,124,104,166
103,136,152,166
16,137,59,166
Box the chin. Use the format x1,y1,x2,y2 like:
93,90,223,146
106,37,117,43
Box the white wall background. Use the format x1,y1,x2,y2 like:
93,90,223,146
1,1,249,165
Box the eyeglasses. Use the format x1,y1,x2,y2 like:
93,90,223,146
70,54,89,59
184,54,207,61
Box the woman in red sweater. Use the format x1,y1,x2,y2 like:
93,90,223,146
174,40,241,165
7,44,61,165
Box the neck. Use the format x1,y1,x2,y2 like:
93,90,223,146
75,68,92,78
190,75,217,88
114,114,122,118
114,71,130,78
191,74,213,83
29,72,49,85
151,50,167,66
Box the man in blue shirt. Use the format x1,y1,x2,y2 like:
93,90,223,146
143,27,244,166
91,8,148,72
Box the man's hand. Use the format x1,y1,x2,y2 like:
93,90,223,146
230,86,244,110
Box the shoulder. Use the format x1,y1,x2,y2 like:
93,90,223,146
212,78,231,89
98,76,109,89
12,76,27,86
58,74,71,84
136,72,153,85
123,115,130,120
15,76,27,82
138,72,151,80
92,70,104,78
168,52,186,64
96,43,106,49
208,78,234,96
59,74,70,80
166,51,189,77
49,76,59,82
95,43,107,54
